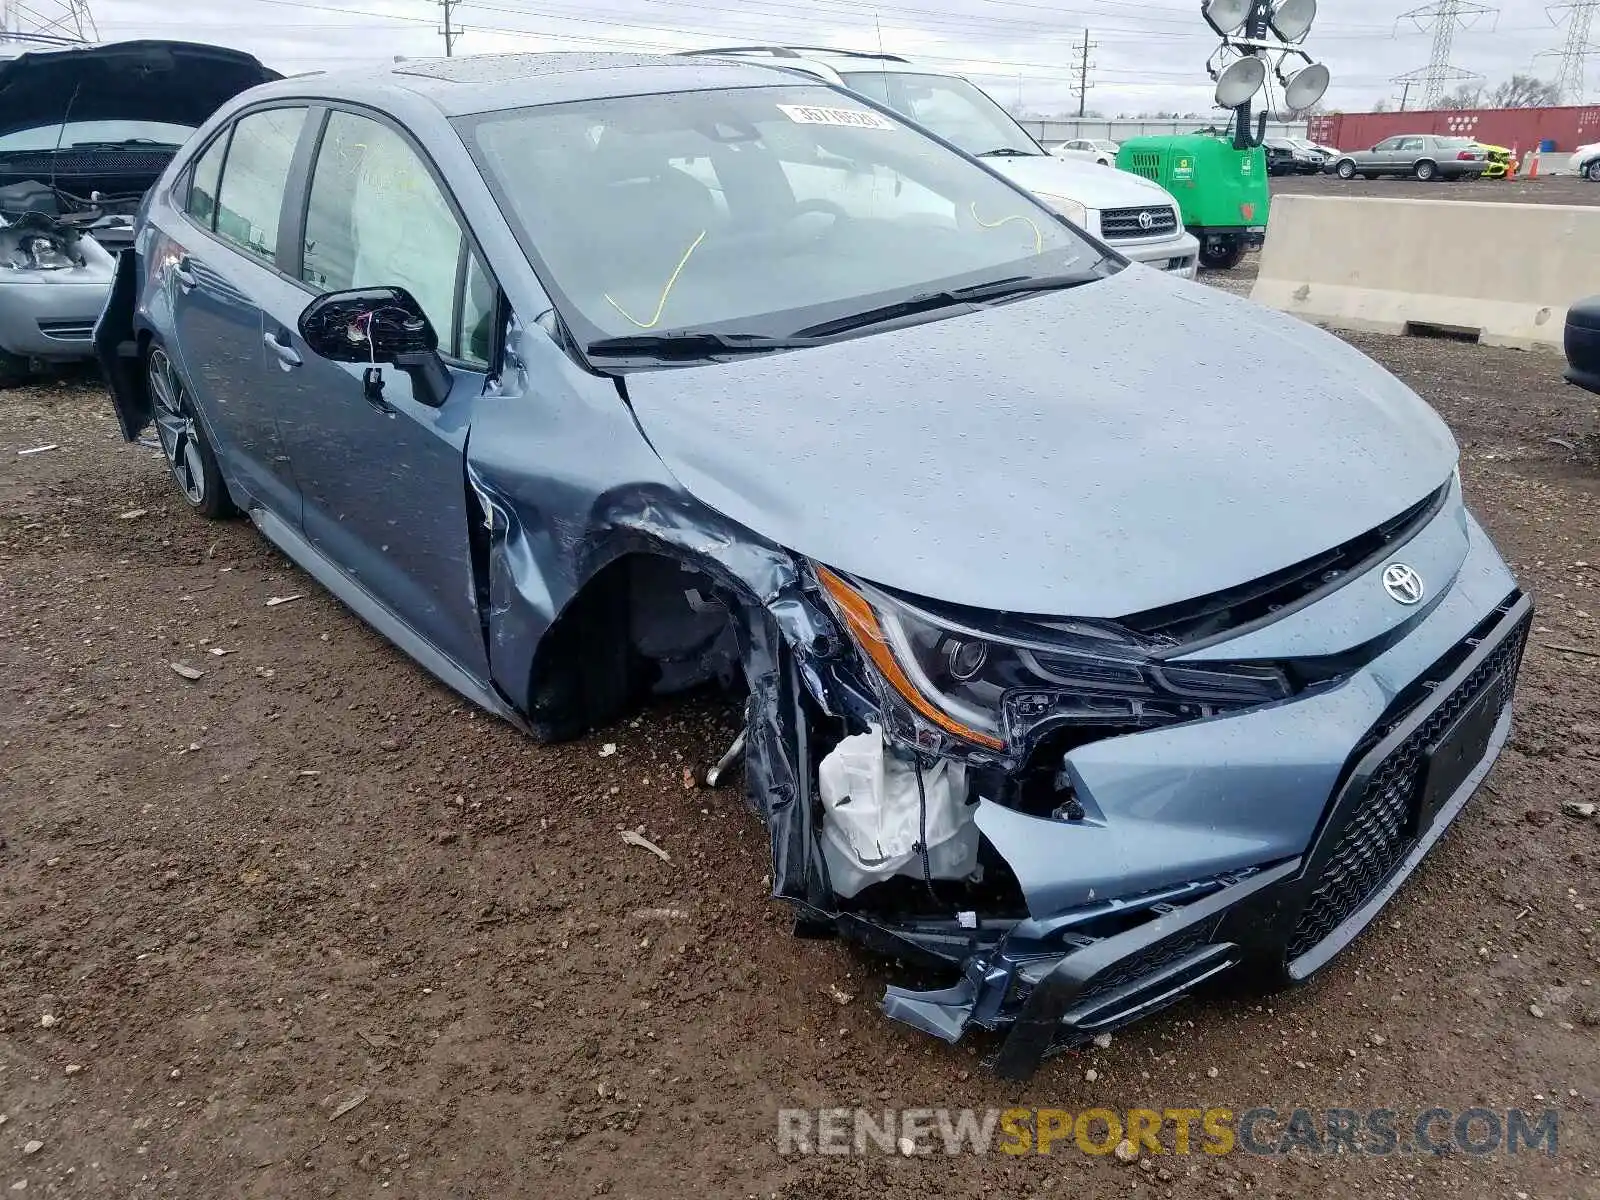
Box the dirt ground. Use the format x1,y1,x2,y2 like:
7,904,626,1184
1270,171,1600,205
3,309,1600,1197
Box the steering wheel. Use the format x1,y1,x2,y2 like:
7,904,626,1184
785,198,851,240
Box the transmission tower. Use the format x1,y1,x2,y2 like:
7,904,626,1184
0,0,97,45
1395,0,1495,108
1539,0,1599,102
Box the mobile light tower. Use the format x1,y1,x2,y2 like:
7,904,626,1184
1201,0,1331,149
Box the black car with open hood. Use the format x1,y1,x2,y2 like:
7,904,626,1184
0,39,281,215
0,40,280,383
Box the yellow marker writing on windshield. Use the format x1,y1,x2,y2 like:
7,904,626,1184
969,203,1043,255
604,230,707,329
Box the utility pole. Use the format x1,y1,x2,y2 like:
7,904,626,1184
439,0,462,57
1072,29,1097,118
1398,79,1413,109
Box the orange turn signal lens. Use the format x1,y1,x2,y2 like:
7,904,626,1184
815,566,1006,751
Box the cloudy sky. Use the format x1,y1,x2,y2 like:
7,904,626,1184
40,0,1595,115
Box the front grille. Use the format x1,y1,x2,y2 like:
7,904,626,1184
1286,616,1528,961
1100,205,1179,240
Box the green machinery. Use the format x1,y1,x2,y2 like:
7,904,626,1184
1115,133,1270,271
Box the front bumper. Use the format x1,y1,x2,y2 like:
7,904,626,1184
786,483,1527,1078
890,588,1530,1079
1109,230,1200,279
0,272,111,362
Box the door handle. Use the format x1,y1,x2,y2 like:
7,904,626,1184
262,329,303,370
172,256,198,293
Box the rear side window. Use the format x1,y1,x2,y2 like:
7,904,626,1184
212,107,308,262
186,133,229,229
302,110,492,366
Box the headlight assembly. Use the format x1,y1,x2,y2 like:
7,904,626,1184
2,221,82,272
1031,193,1089,229
815,565,1291,754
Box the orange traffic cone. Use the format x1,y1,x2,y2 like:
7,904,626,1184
1507,145,1518,178
1528,151,1540,179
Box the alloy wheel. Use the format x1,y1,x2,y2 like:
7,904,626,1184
148,348,206,507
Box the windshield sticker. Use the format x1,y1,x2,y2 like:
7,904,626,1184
776,104,897,130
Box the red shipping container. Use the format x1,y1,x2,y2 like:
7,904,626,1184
1308,106,1600,154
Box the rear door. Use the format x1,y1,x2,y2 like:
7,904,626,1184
252,107,498,680
1393,137,1425,173
166,105,313,519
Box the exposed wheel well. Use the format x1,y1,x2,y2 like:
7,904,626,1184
523,550,746,742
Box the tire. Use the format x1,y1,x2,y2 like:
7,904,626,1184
1199,239,1244,271
1586,160,1600,181
0,350,30,390
1336,159,1356,179
146,345,235,520
1413,160,1437,181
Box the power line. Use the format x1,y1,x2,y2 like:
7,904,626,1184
1071,28,1097,116
1394,0,1496,107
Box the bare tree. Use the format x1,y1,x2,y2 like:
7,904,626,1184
1487,74,1562,107
1435,83,1486,109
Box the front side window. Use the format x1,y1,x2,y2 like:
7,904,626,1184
839,71,1038,158
302,110,491,366
459,84,1099,347
213,107,308,262
1374,138,1400,151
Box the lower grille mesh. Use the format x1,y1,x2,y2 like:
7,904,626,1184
1287,617,1528,960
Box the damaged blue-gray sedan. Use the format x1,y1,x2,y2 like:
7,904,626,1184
96,52,1531,1079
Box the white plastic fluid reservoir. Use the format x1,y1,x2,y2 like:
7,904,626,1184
817,727,979,898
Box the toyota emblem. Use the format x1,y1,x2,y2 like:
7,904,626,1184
1381,563,1425,605
1138,209,1156,230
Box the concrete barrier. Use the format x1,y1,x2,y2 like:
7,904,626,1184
1249,194,1600,350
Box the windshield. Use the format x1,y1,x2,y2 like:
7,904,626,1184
0,119,194,153
459,84,1099,348
837,71,1041,157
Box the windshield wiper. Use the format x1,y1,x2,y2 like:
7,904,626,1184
976,147,1042,157
67,139,180,149
792,271,1101,340
585,330,813,361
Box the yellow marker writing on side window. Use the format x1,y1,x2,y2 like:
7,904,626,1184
604,230,708,330
969,203,1043,255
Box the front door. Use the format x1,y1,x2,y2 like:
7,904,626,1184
262,109,500,680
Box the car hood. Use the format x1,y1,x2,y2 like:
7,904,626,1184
0,40,279,138
982,153,1175,211
623,267,1458,618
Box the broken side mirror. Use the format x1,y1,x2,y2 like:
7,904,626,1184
298,286,452,409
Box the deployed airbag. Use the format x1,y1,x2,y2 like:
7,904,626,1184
818,727,977,898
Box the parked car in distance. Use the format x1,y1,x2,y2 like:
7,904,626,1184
1332,135,1488,181
99,50,1530,1081
1263,137,1321,175
1570,142,1600,180
0,39,277,385
679,46,1197,276
1051,137,1119,166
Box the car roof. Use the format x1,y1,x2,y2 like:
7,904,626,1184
235,51,802,118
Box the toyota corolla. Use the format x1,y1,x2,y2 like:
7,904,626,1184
96,52,1530,1079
